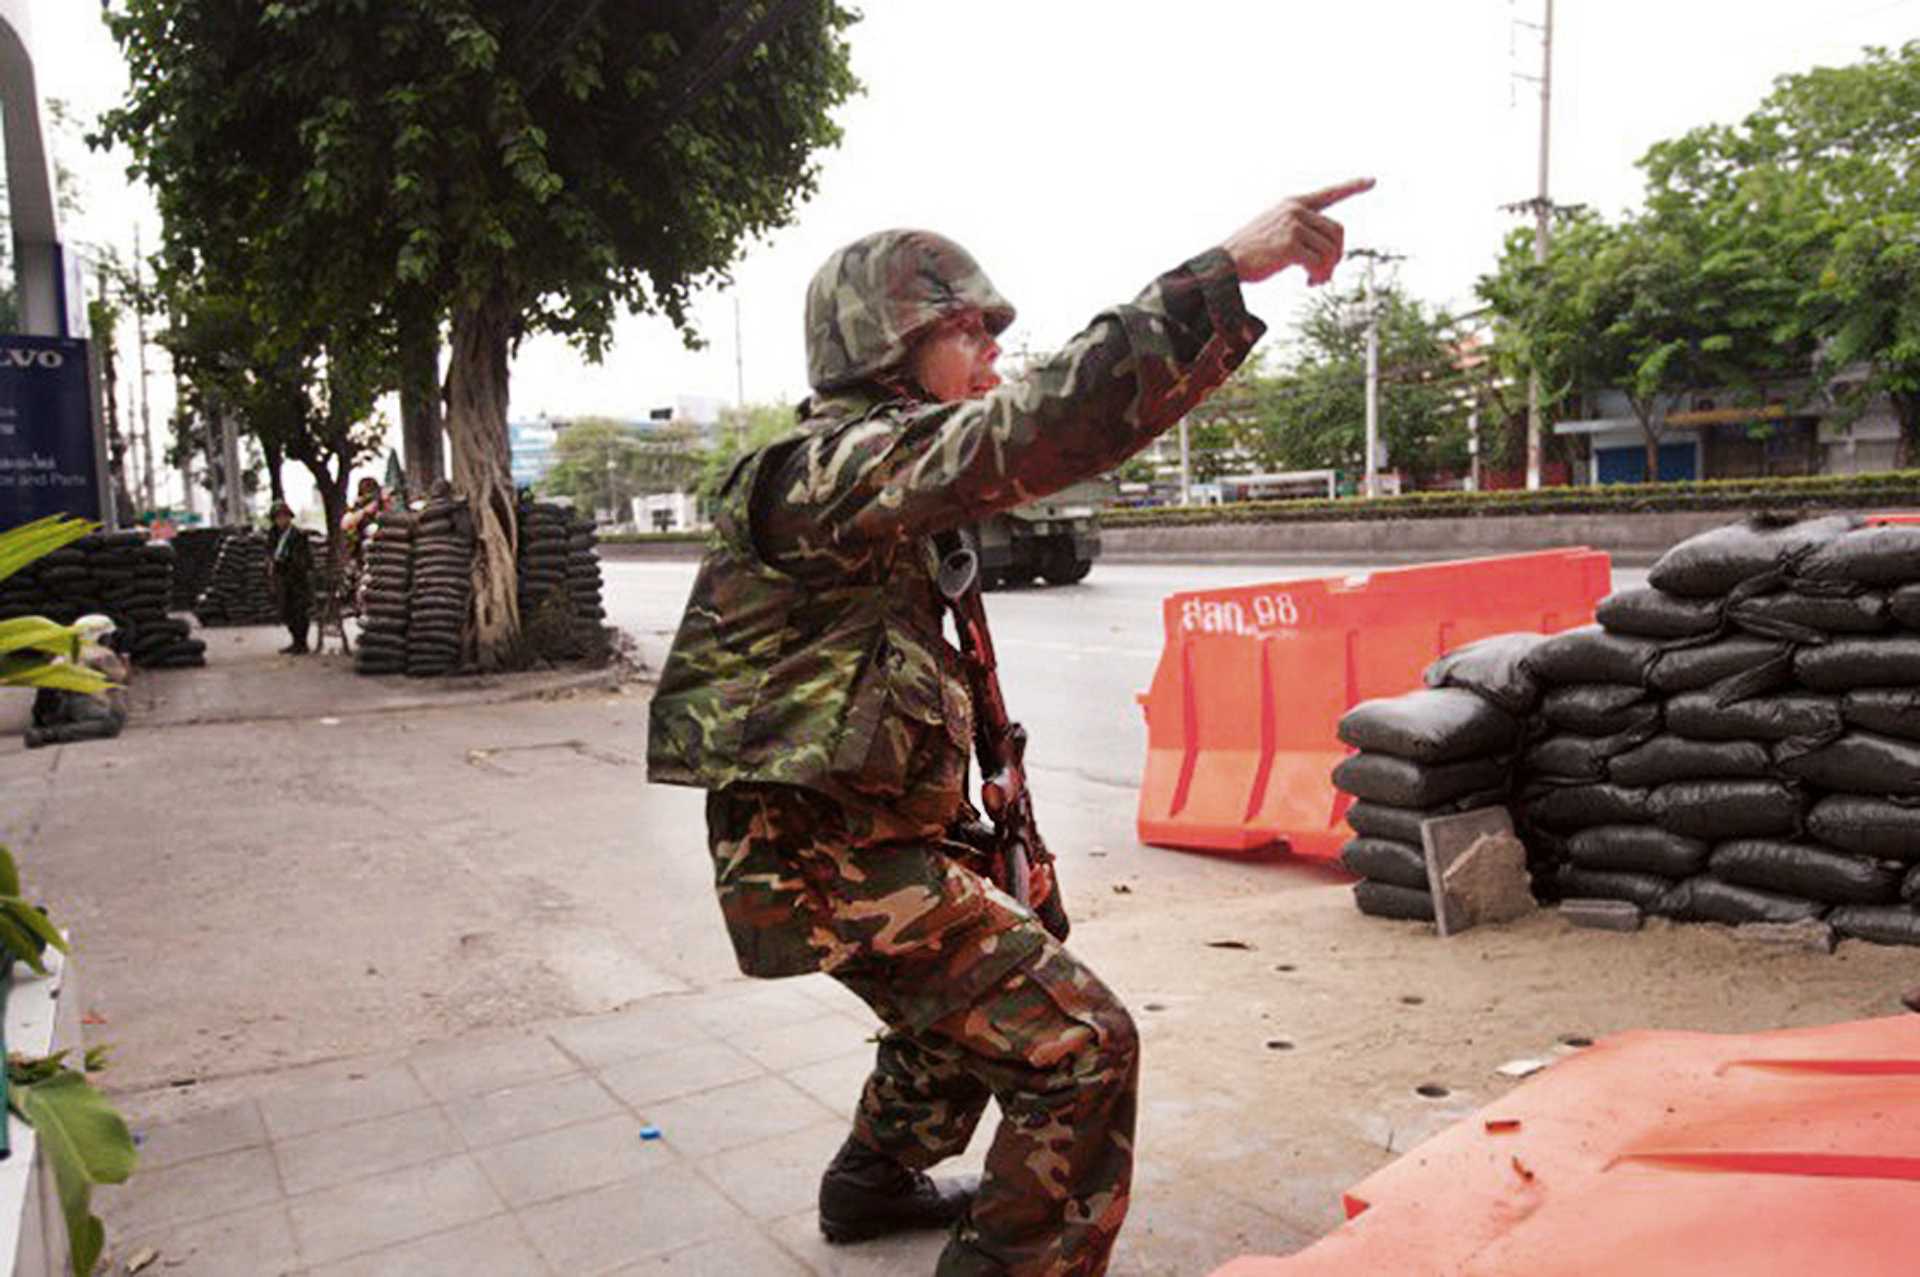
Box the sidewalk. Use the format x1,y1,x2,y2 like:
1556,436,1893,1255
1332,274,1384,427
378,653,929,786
101,977,975,1276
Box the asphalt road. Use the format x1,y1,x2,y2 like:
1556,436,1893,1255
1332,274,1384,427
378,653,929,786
605,556,1653,800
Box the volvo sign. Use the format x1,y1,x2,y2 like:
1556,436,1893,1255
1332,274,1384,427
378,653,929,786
0,335,100,524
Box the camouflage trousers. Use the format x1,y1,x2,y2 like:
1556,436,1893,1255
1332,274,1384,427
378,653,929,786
707,786,1139,1276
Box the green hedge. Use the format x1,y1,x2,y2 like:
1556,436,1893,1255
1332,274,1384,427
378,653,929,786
1102,471,1920,527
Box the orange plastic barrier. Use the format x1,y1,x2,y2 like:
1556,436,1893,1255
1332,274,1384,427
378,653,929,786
1137,549,1610,857
1210,1013,1920,1275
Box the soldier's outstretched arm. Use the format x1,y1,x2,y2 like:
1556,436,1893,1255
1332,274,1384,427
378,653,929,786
759,180,1372,570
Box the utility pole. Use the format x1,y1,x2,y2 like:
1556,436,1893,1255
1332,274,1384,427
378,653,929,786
732,291,746,409
1350,249,1404,498
1177,417,1192,506
132,225,157,512
1508,0,1555,491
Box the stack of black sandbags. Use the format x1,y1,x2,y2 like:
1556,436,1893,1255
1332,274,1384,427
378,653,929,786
354,513,415,675
516,501,573,616
0,531,205,668
194,531,279,626
1522,514,1920,946
1333,685,1525,922
406,496,472,677
170,527,229,612
565,514,605,638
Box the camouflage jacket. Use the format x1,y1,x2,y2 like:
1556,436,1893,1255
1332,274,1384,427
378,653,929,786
647,248,1265,833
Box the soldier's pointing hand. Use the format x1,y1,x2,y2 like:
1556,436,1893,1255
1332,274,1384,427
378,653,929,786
1222,177,1375,287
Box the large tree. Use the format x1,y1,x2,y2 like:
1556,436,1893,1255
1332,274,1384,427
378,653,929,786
1641,41,1920,462
102,1,859,666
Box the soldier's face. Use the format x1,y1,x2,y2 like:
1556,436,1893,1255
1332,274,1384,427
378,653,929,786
274,511,292,529
909,310,1001,402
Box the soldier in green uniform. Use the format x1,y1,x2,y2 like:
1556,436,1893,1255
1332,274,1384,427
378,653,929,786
649,180,1370,1275
268,500,315,655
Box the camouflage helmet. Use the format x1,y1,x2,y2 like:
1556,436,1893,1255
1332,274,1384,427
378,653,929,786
805,229,1015,392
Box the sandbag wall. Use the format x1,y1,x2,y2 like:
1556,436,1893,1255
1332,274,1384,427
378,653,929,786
404,497,473,678
1336,514,1920,947
170,527,229,612
0,531,204,669
193,531,279,626
516,502,606,656
354,513,415,675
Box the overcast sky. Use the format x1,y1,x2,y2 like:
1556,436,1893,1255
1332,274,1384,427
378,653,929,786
18,0,1920,504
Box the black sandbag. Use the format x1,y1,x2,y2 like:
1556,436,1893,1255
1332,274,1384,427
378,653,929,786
1540,684,1661,736
1555,865,1674,911
1339,838,1430,891
1596,587,1724,639
1567,825,1710,877
1608,736,1773,787
1797,524,1920,588
1524,625,1663,688
1353,880,1435,922
1336,688,1521,764
1423,632,1550,715
1648,513,1860,598
1345,794,1505,845
1525,726,1660,784
1892,584,1920,629
1331,753,1511,808
1727,590,1890,644
1904,864,1920,903
1776,731,1920,800
1652,780,1803,840
1827,904,1920,947
1648,636,1795,696
1840,689,1920,742
1665,690,1843,743
1657,876,1827,925
1805,795,1920,862
1709,839,1903,905
1795,637,1920,691
1524,783,1653,832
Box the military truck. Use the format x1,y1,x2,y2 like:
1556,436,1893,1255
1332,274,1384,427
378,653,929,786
970,477,1111,589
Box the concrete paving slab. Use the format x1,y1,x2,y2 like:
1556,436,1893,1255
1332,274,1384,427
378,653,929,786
764,1209,944,1275
692,1119,847,1221
609,1232,813,1275
286,1154,503,1267
688,982,847,1037
275,1104,466,1197
549,1002,715,1069
596,1039,766,1110
642,1075,841,1158
781,1047,877,1119
112,1200,302,1277
257,1063,435,1142
474,1113,675,1208
408,1029,582,1101
306,1214,554,1277
725,1011,876,1072
515,1163,743,1272
105,1145,283,1238
132,1099,267,1173
443,1072,620,1149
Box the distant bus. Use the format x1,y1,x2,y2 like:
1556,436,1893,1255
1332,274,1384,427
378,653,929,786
1218,470,1339,502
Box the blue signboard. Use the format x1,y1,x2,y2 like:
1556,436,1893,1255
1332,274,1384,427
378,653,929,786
0,336,99,524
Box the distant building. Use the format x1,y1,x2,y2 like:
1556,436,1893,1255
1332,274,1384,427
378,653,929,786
633,491,707,533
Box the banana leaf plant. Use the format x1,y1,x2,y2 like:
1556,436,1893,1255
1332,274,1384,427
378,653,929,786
0,516,138,1275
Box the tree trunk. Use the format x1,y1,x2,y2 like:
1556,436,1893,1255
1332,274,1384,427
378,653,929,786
399,307,445,492
1894,391,1920,471
447,285,520,670
262,436,288,508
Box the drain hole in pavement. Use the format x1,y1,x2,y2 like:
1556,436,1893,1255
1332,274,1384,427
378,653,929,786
1560,1035,1593,1048
1265,1039,1294,1051
1274,964,1296,973
1400,995,1425,1006
1416,1083,1450,1099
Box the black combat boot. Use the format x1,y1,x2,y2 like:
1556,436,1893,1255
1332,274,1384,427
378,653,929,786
818,1137,978,1244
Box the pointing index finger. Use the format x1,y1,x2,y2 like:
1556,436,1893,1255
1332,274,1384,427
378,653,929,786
1300,177,1376,211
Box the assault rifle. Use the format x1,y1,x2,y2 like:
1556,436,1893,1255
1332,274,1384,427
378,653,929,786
937,537,1072,942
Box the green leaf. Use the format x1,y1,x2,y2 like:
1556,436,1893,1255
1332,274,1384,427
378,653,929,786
11,1069,139,1277
0,846,21,899
0,517,96,586
0,897,70,958
0,655,110,695
0,617,84,661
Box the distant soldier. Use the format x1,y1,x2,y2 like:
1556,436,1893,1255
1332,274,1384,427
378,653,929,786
267,500,315,654
650,181,1370,1274
25,617,129,749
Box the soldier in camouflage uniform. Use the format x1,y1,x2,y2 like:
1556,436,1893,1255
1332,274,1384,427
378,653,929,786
650,180,1370,1275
